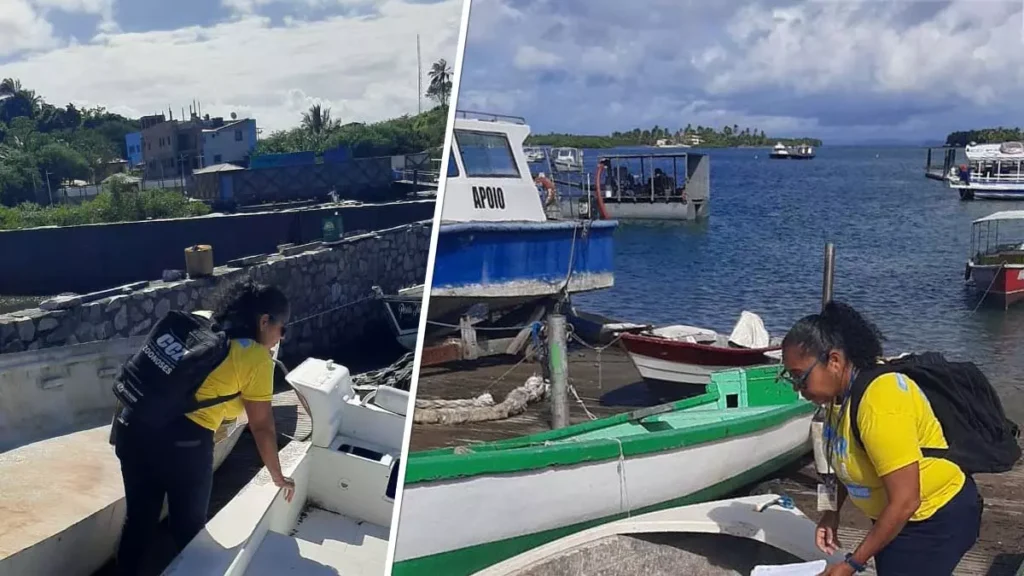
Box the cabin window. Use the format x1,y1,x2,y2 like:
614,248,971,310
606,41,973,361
454,130,520,178
446,147,460,178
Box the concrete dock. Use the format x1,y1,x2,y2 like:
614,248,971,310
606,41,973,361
410,345,1024,575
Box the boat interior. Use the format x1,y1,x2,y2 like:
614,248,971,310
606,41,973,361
164,357,408,576
645,311,782,351
971,214,1024,265
475,495,840,576
415,364,806,459
0,333,248,576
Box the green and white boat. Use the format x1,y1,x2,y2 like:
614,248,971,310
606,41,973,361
391,365,815,576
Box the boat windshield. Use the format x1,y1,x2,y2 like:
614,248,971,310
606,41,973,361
454,129,521,179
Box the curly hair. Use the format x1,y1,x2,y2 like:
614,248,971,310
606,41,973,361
210,278,290,341
782,300,885,371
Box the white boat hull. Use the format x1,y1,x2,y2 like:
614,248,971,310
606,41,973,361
392,414,813,564
628,353,728,386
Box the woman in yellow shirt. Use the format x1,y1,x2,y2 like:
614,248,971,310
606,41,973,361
114,279,297,575
780,301,981,576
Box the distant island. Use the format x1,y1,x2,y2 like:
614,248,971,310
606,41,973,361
525,124,822,149
945,127,1023,147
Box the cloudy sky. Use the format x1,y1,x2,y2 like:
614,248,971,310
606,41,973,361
0,0,462,132
457,0,1024,144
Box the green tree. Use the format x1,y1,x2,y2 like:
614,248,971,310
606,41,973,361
426,58,453,107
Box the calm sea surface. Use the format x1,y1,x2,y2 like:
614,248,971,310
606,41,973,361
572,145,1024,422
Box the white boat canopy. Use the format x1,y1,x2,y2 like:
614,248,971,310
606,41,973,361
965,142,1024,162
973,210,1024,224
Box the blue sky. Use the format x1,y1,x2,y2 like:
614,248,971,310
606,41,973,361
456,0,1024,144
0,0,461,132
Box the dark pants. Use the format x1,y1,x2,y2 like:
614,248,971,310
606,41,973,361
874,476,983,576
113,416,215,576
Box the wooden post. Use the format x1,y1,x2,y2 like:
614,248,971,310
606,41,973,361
548,314,570,429
821,242,835,311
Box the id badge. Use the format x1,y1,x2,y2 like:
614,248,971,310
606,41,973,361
817,477,838,512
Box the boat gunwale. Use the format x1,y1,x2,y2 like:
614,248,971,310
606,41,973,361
438,220,619,234
404,386,813,484
620,331,781,356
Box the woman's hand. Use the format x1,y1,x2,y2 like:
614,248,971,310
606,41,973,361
816,510,842,555
274,475,296,503
817,561,855,576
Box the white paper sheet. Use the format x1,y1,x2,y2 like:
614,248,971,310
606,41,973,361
751,559,827,576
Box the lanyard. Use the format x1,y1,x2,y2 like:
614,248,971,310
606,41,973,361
825,369,857,478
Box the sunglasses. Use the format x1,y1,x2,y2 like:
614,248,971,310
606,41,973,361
778,357,821,390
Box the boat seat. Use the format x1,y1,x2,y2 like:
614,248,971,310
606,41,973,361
245,508,389,575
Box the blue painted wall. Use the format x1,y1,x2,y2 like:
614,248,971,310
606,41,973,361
125,132,143,167
250,151,317,169
432,221,617,289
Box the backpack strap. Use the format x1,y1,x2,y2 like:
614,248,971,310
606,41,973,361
193,392,242,410
847,364,894,452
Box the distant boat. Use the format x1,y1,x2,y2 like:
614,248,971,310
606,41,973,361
523,146,546,163
769,142,815,160
550,147,583,172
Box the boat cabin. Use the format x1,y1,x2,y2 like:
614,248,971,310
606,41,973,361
442,111,549,223
971,210,1024,266
957,142,1024,186
596,153,698,203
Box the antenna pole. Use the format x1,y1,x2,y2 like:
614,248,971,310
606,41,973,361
417,34,422,115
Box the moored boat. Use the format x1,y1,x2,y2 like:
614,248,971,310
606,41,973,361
620,311,782,388
164,356,408,575
768,143,789,159
550,147,583,172
376,284,423,351
523,146,546,163
390,364,814,576
949,142,1024,200
553,152,711,221
0,334,248,576
769,142,814,160
472,494,842,576
965,210,1024,308
426,111,617,344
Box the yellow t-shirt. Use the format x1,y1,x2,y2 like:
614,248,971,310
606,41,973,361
186,338,274,432
827,372,965,521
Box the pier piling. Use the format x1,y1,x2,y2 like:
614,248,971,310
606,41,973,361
547,314,570,429
821,242,835,310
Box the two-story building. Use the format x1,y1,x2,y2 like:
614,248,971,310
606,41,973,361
130,112,258,180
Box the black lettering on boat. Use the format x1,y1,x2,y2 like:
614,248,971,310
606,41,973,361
471,186,506,210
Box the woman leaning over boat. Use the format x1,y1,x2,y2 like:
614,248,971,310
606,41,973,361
780,301,981,576
113,279,297,576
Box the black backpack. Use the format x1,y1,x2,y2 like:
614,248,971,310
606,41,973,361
849,352,1021,475
112,310,239,429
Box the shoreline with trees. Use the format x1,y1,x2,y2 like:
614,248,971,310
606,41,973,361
945,128,1022,148
526,124,822,149
0,58,453,230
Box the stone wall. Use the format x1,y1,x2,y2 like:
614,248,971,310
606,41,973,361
0,221,432,363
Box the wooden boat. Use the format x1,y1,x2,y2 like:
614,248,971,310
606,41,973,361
164,356,408,576
390,364,814,576
0,335,248,576
966,210,1024,308
472,494,842,576
620,311,782,388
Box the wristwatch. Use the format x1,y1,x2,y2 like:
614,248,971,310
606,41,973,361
844,553,867,573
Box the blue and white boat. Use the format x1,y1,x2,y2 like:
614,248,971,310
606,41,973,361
419,111,618,347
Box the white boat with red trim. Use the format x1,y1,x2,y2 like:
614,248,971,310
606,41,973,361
620,311,782,388
966,210,1024,309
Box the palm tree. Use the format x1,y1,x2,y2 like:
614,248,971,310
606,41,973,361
301,103,339,135
427,59,453,107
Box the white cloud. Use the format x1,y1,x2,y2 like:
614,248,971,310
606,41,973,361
513,45,561,70
0,0,59,57
458,0,1024,141
1,0,462,132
